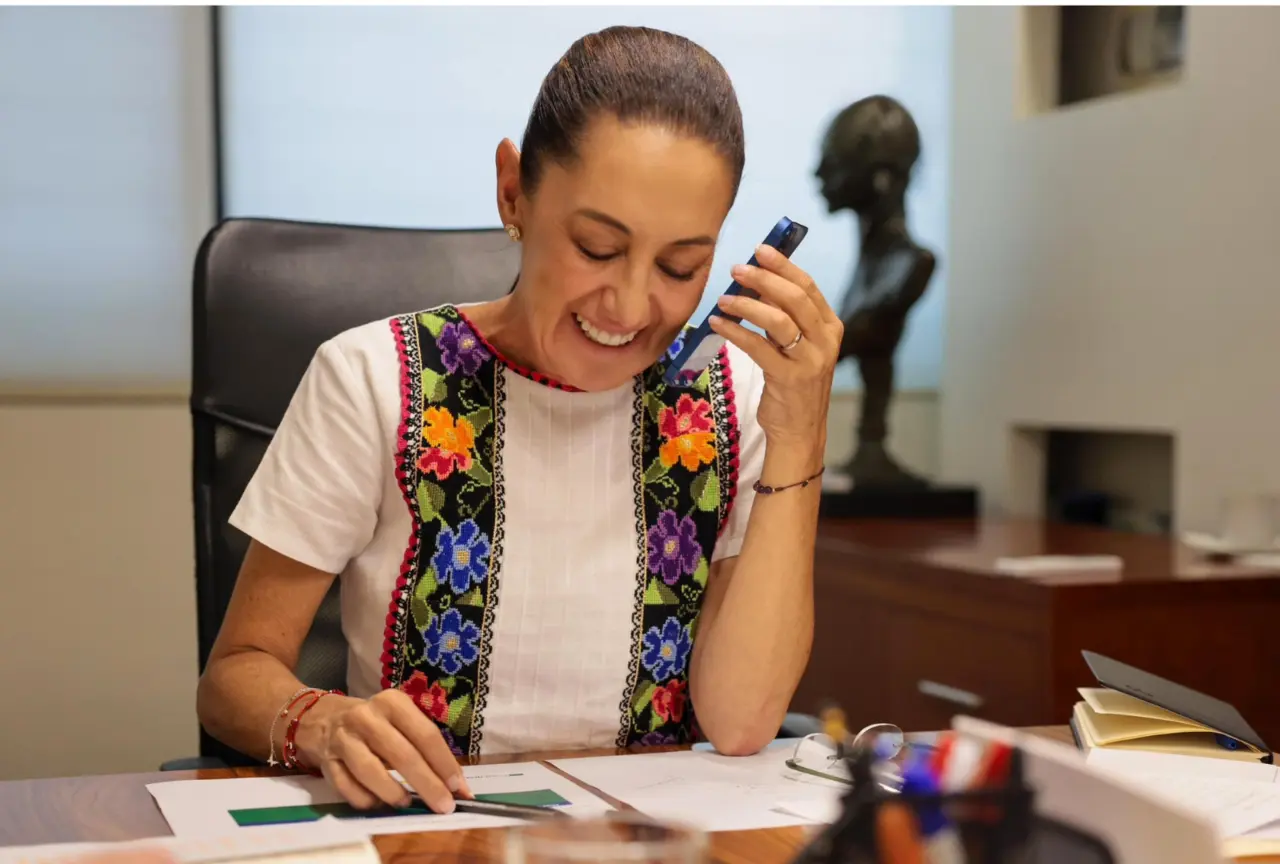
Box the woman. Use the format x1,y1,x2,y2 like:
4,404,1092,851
197,25,841,816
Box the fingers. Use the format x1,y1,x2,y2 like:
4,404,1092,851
323,757,381,811
381,691,473,800
717,295,803,351
728,264,827,344
754,244,840,325
710,315,791,376
335,732,419,810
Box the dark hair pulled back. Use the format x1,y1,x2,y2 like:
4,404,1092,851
520,26,746,202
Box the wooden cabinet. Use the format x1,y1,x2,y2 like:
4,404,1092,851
792,519,1280,745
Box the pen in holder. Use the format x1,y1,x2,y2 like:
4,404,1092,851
791,744,1038,864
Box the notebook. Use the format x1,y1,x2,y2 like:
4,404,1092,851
1069,651,1272,764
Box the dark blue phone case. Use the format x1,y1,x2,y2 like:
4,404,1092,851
663,217,808,386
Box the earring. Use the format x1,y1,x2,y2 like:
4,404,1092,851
505,224,522,242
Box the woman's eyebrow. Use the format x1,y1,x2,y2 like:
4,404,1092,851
574,208,715,247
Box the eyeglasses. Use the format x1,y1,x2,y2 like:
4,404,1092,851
784,723,906,787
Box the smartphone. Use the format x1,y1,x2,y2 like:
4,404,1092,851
663,217,809,386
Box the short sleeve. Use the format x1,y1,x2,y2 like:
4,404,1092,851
711,347,767,563
228,339,388,574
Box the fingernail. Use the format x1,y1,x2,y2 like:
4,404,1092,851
755,244,775,259
446,774,462,793
731,264,750,279
717,294,738,309
437,797,456,814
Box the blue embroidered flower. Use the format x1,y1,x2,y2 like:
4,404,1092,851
641,617,692,681
433,519,490,593
441,726,464,757
424,608,480,675
647,510,701,585
437,321,489,377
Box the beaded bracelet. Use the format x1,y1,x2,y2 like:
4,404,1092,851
267,687,319,768
283,689,343,772
753,465,825,495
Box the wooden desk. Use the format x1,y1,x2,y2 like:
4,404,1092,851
0,732,1076,862
795,519,1280,743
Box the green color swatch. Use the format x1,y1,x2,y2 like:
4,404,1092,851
228,789,570,827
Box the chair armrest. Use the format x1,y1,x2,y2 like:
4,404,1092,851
159,756,231,771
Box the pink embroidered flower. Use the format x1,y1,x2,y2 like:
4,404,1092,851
418,407,475,479
401,671,450,723
658,395,716,470
652,679,688,723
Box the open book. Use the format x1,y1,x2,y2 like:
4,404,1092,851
1073,688,1268,762
1070,651,1272,764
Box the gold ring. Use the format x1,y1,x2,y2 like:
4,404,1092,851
778,331,803,353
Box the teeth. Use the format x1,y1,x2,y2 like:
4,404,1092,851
575,314,638,347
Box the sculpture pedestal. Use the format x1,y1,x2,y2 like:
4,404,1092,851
818,481,980,519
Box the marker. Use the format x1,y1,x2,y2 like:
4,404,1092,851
408,795,568,821
901,753,965,864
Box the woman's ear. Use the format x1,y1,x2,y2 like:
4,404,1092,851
495,139,524,230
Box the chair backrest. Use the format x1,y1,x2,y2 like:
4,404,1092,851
191,218,520,763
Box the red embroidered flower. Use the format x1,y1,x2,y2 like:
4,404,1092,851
659,394,713,439
401,671,450,722
651,679,688,724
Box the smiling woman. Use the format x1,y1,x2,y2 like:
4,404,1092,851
196,25,842,817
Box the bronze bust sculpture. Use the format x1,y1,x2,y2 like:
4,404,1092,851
816,95,935,490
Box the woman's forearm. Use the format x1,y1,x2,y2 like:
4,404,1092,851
691,442,821,754
197,650,354,763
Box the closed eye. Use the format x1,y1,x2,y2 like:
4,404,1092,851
660,265,698,282
576,243,619,263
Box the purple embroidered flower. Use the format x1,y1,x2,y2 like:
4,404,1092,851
647,510,701,585
424,607,480,676
440,727,464,757
437,321,489,377
433,519,491,594
642,616,692,681
641,731,677,747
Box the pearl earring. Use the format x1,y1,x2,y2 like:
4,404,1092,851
505,224,522,242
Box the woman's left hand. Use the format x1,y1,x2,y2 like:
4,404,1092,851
710,244,843,464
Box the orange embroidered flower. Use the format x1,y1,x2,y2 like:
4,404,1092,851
419,407,476,479
658,395,716,471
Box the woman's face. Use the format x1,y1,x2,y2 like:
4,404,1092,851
496,115,736,392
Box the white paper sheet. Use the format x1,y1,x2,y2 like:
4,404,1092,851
0,821,378,864
147,762,612,838
1085,749,1280,837
551,740,847,832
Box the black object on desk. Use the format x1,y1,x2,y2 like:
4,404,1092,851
410,795,569,821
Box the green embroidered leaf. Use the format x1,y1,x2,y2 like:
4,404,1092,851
464,461,493,487
644,392,665,426
411,571,437,630
644,578,679,606
416,481,445,523
631,681,657,716
688,611,703,643
649,708,668,732
448,693,474,735
464,407,492,435
642,459,669,485
692,558,709,588
691,471,720,512
694,369,711,392
418,312,447,337
439,676,457,694
457,587,484,607
421,368,446,405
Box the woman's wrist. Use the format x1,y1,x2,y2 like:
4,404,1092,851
292,693,358,769
758,435,825,488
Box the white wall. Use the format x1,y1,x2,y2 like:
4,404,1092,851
942,6,1280,531
221,5,953,391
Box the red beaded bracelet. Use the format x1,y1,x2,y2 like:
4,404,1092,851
283,689,343,772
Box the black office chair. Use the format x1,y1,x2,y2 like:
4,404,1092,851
164,217,816,770
163,218,520,770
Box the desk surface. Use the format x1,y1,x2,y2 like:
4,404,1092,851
0,729,1077,862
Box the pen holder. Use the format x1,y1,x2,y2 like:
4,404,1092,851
790,747,1116,864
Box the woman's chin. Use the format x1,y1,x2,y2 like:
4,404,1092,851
557,324,663,392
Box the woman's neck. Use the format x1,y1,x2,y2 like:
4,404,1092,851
458,292,540,373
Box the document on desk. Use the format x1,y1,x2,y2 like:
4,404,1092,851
551,740,848,832
147,762,611,838
1086,749,1280,838
0,821,378,864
